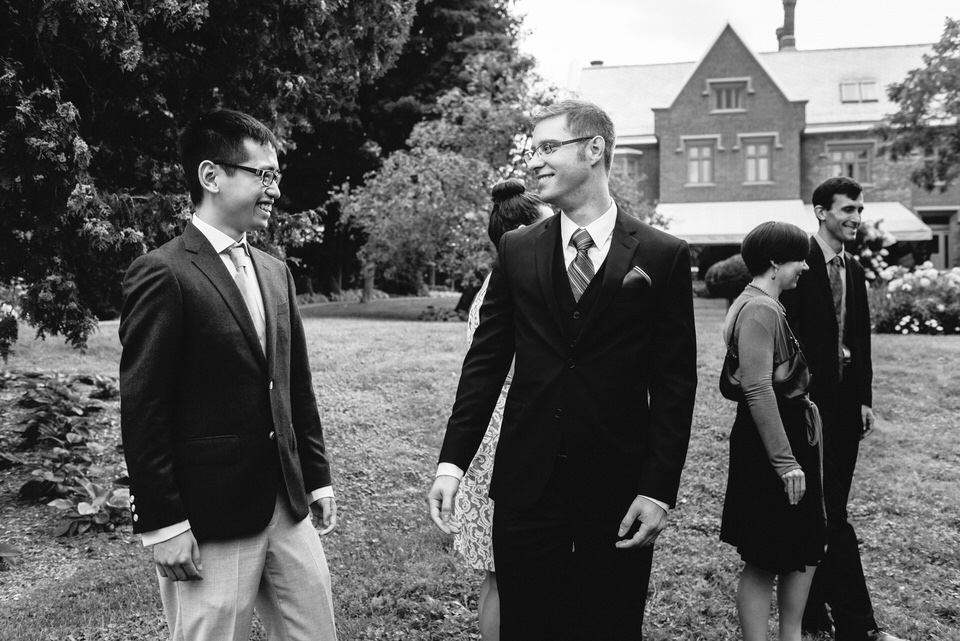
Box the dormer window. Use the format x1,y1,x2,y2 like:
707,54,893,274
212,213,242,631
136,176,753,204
840,80,878,103
704,77,753,113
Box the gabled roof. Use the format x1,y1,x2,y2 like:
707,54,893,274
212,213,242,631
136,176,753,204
577,40,931,142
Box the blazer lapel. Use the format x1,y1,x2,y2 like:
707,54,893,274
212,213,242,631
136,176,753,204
249,249,276,374
182,223,266,366
535,215,566,338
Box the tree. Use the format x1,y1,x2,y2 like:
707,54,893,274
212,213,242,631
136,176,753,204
280,0,530,296
880,17,960,191
336,148,496,294
0,0,417,349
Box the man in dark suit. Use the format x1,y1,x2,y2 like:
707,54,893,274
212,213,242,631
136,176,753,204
782,176,903,641
427,100,698,640
120,109,337,640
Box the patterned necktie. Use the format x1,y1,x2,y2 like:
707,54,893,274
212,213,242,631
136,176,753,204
226,243,265,353
567,228,596,302
828,255,843,328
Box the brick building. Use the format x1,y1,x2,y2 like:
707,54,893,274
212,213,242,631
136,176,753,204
576,4,959,270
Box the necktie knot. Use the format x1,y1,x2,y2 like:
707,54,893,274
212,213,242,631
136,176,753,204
571,228,594,253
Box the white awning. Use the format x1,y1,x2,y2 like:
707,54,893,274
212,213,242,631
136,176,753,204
655,200,810,245
803,202,932,242
655,199,933,245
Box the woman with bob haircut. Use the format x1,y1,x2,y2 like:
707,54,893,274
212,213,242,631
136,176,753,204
719,221,826,641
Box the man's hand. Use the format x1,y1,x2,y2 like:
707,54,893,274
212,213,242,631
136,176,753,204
427,475,461,534
311,497,337,535
154,530,202,581
615,496,667,549
860,405,875,440
781,468,806,505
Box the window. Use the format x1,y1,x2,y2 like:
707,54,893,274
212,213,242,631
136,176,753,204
687,142,714,184
613,156,642,180
744,139,772,182
713,83,745,111
840,80,878,103
827,143,873,183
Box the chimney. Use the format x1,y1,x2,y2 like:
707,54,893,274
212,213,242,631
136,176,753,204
589,60,604,67
777,0,797,51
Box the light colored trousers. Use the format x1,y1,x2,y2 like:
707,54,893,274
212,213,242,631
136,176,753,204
158,495,337,641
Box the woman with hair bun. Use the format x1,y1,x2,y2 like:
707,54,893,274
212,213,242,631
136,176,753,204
454,178,553,640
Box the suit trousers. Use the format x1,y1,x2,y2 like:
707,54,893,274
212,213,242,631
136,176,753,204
158,494,337,641
492,456,654,641
804,373,877,640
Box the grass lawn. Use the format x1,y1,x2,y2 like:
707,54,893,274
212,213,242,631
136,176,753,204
0,297,958,640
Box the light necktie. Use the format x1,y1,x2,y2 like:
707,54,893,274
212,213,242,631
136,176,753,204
226,243,265,353
567,228,596,302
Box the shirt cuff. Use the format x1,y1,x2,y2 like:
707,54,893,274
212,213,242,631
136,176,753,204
309,486,335,504
141,520,191,547
436,463,464,480
640,495,670,512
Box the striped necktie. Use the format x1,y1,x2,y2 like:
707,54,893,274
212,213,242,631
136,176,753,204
567,228,596,302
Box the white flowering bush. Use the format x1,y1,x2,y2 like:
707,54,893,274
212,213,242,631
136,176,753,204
870,262,960,334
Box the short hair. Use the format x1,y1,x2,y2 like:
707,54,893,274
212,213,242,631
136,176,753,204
531,99,616,172
488,179,547,246
740,221,810,276
180,109,280,205
812,176,862,211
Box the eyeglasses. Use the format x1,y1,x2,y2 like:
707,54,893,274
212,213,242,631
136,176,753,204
214,161,282,187
522,136,596,163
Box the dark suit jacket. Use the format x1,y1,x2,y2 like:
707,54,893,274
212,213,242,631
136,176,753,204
439,209,697,511
782,237,873,422
119,222,331,542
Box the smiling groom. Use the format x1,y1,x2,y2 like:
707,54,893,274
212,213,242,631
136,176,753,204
428,99,698,640
120,109,337,641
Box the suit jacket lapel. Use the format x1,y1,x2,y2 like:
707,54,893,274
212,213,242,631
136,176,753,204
182,223,267,366
249,249,276,374
535,215,566,338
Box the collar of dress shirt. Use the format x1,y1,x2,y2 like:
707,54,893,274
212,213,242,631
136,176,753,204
813,232,843,266
559,199,617,250
192,214,249,254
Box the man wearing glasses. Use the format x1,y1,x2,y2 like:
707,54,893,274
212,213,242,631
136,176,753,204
429,100,697,639
120,109,337,640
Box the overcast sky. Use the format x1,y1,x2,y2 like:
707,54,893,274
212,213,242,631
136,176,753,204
511,0,957,89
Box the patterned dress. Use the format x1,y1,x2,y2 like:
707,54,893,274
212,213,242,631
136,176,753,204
453,273,510,572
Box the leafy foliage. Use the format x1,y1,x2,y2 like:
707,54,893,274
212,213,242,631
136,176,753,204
338,148,496,294
48,478,130,537
0,0,418,349
879,17,960,191
16,374,108,448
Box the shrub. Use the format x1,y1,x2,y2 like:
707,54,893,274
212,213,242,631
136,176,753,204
17,374,106,448
296,292,330,305
48,477,130,536
418,305,462,322
870,262,960,334
705,254,750,303
0,303,18,363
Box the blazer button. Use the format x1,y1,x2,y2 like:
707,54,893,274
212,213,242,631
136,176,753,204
567,358,575,369
269,431,276,441
269,380,274,390
572,311,581,320
554,408,563,419
132,514,139,523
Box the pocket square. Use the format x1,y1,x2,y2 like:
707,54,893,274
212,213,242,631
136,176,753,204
621,265,652,288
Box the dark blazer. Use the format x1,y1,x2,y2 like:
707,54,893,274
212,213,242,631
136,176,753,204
119,222,331,542
782,237,873,419
439,209,697,511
